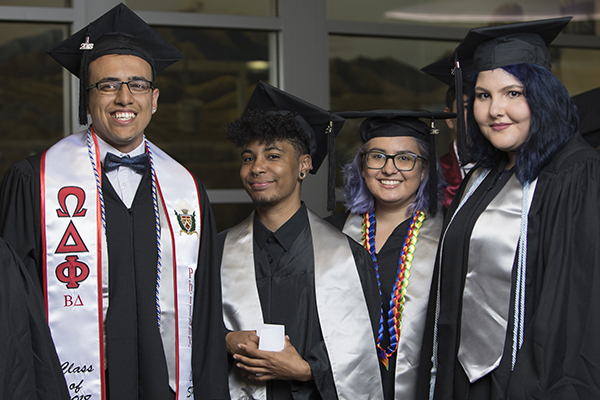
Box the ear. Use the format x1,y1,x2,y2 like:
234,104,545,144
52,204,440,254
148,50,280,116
299,154,313,178
444,106,456,130
152,88,160,114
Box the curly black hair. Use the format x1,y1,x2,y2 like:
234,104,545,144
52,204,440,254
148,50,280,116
225,108,311,157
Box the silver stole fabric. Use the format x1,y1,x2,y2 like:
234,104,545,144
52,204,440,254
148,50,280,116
221,210,383,400
343,212,442,400
457,173,524,382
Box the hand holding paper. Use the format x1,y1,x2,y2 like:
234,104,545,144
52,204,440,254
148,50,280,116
233,335,313,382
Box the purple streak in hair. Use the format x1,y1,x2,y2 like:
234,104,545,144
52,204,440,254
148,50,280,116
342,139,445,215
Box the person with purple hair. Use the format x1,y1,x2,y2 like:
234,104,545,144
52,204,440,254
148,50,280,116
418,17,600,400
327,110,451,400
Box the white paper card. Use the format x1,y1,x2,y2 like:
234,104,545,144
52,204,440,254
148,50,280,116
257,324,285,351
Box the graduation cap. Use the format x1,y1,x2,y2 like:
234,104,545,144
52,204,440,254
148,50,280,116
452,17,571,164
243,80,346,211
572,87,600,148
335,110,456,215
421,54,474,87
47,3,184,125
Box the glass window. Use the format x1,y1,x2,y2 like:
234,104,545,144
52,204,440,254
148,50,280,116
555,46,600,95
0,0,68,6
0,23,68,179
328,0,599,35
146,27,273,190
330,35,459,192
127,0,275,16
212,203,255,232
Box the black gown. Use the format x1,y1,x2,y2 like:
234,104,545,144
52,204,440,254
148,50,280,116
417,133,600,400
218,204,380,400
0,153,230,400
0,236,69,400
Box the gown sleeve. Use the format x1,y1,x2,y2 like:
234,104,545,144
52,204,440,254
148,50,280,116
0,155,44,288
191,178,231,399
0,155,69,398
506,142,600,399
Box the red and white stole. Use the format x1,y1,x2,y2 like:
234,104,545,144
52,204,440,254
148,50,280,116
41,129,200,400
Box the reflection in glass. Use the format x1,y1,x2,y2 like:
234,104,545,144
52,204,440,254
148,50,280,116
329,35,458,190
0,0,68,6
212,203,255,232
328,0,595,34
0,23,67,179
127,0,274,16
146,27,273,190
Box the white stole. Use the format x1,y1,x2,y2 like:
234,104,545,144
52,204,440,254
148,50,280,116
42,130,200,399
343,211,442,400
221,210,384,400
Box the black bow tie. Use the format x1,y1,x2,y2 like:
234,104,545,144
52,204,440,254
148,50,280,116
104,152,149,174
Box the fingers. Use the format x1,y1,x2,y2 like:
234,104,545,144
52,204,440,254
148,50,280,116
226,330,259,355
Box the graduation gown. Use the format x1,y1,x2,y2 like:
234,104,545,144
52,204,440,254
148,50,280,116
0,153,229,400
328,211,441,400
218,204,381,400
417,133,600,400
0,237,69,400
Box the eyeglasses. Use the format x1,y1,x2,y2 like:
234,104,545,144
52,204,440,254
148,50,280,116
87,79,154,95
363,150,426,171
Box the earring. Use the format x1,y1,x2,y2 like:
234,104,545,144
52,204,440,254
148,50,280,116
152,108,156,113
299,172,306,179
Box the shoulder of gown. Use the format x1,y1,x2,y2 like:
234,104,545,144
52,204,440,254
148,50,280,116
507,133,600,399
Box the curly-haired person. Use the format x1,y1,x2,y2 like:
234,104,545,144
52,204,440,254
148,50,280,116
217,82,384,400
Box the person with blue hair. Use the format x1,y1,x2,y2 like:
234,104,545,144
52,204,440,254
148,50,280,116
327,110,451,400
418,17,600,400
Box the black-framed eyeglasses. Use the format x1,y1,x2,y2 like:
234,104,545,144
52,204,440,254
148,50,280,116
87,79,154,95
364,150,426,171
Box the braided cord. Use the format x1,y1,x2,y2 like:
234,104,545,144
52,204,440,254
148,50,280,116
512,181,530,370
86,129,106,232
145,138,162,328
363,210,425,369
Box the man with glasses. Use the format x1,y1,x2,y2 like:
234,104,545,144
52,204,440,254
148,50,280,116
0,4,228,400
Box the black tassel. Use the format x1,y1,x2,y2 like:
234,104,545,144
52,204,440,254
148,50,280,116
79,50,89,126
454,55,468,166
326,119,335,212
78,26,93,126
428,118,438,216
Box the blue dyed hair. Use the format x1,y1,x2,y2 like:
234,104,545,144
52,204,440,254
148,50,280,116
466,63,579,184
341,137,445,215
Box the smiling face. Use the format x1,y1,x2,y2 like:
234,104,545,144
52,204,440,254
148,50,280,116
240,139,312,210
473,68,531,155
87,54,159,153
361,136,425,212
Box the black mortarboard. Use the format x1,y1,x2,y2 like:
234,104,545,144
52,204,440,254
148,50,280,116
244,80,346,211
452,17,571,164
335,110,455,216
455,17,571,72
421,54,474,87
572,87,600,148
47,3,184,125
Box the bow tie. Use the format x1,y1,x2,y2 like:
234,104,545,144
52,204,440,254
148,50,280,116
104,152,149,174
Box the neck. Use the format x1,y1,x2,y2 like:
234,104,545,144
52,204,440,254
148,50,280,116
255,198,302,232
506,152,517,170
374,200,412,225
